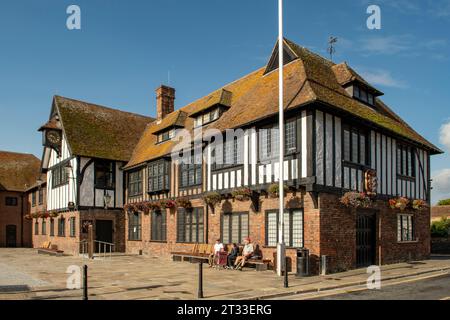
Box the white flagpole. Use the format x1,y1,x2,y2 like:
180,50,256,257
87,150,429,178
276,0,286,277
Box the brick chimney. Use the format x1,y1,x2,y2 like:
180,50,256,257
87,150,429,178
156,85,175,121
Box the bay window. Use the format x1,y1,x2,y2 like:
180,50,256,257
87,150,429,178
128,169,143,197
148,160,170,193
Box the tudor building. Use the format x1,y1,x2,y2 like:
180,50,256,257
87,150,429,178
122,38,442,274
34,96,153,254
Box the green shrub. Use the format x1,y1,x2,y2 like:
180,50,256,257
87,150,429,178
438,199,450,206
431,217,450,238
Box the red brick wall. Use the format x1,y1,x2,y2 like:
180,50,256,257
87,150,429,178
0,191,30,247
32,209,126,254
125,190,431,275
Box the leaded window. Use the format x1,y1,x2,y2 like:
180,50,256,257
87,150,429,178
128,170,143,197
221,212,249,244
69,217,76,237
148,160,170,193
397,144,415,178
151,210,167,241
266,209,304,248
58,217,66,237
398,215,414,242
52,164,69,188
41,220,46,235
95,160,114,189
177,208,204,243
180,153,202,188
128,212,142,241
343,125,369,166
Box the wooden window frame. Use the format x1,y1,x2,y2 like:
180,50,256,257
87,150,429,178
398,214,415,242
58,217,66,237
342,124,370,167
179,153,202,188
265,209,304,248
397,144,416,179
151,210,167,242
69,217,76,238
52,164,69,189
176,208,204,243
221,212,249,245
5,197,18,206
128,212,142,241
94,160,115,190
128,169,143,197
148,160,170,193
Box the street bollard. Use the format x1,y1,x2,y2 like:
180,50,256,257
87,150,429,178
83,265,88,301
284,257,289,288
198,262,204,299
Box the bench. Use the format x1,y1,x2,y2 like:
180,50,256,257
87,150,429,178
171,243,214,263
246,259,272,272
37,242,64,257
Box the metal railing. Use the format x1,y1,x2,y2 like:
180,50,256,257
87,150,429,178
77,240,115,260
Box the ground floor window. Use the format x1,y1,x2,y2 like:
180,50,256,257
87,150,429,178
69,217,76,237
266,209,304,248
50,219,55,236
128,212,142,241
34,220,39,235
398,214,414,242
177,208,204,243
151,210,167,241
221,212,249,244
41,220,46,235
58,218,66,237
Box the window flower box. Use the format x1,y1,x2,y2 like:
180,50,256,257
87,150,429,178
340,192,372,209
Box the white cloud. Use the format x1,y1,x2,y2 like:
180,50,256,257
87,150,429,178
432,169,450,204
360,69,408,88
440,121,450,151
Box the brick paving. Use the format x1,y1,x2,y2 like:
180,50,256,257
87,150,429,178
0,249,449,300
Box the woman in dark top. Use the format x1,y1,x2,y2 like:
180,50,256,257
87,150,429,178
227,243,239,269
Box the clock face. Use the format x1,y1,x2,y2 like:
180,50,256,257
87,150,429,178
46,130,61,145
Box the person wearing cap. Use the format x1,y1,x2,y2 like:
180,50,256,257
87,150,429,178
234,238,254,270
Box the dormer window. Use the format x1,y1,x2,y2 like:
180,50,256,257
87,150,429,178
157,129,175,143
353,85,375,107
194,107,220,128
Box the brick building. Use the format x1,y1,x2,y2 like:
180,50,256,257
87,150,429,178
0,151,41,247
431,205,450,222
33,96,153,254
121,39,442,274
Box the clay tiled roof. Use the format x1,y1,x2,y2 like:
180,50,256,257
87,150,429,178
125,38,442,169
0,151,41,192
331,62,383,95
53,96,154,162
150,110,188,135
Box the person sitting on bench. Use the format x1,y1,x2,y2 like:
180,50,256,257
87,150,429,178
209,239,224,267
226,243,239,269
235,238,254,270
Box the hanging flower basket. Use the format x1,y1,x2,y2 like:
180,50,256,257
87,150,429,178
268,183,289,198
340,192,372,209
176,197,192,209
412,199,427,211
231,188,252,201
160,199,177,210
49,211,59,218
389,197,410,211
24,214,33,221
203,192,222,208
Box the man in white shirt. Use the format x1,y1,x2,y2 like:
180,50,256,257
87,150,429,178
209,239,224,267
235,238,254,270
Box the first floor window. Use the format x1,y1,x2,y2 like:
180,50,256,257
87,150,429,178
58,218,65,237
50,219,55,236
95,160,114,189
266,209,304,248
180,153,202,188
221,212,249,244
128,170,143,196
398,215,414,242
128,212,141,241
5,197,18,206
34,221,39,235
343,125,368,166
52,164,69,188
151,210,167,241
397,144,416,178
69,217,76,237
148,160,170,193
41,220,46,235
177,208,204,243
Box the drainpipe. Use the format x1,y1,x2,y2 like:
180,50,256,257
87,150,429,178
20,193,24,247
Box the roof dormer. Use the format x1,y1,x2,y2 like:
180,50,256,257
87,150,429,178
189,89,232,128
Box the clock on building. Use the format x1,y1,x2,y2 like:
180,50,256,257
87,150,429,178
46,130,61,145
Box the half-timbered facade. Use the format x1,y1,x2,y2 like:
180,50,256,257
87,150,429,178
123,39,442,274
34,96,152,254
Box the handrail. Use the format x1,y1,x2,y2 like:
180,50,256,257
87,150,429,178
76,240,115,260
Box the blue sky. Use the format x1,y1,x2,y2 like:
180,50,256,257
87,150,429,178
0,0,449,201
